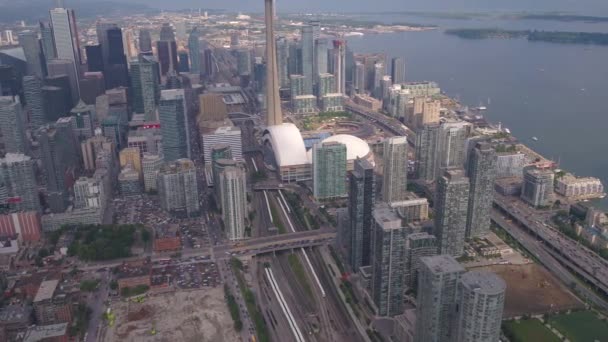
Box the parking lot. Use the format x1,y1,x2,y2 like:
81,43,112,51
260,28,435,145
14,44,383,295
151,261,220,289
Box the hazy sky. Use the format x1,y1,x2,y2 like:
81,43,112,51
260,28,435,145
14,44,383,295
131,0,608,15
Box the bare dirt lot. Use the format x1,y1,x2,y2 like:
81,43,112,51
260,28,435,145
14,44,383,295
103,288,239,342
479,263,583,318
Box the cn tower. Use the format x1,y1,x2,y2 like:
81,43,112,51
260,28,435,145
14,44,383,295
265,0,282,126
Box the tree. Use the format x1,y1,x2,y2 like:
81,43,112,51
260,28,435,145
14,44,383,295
141,229,151,243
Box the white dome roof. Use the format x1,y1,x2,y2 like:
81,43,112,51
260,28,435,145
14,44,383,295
262,123,309,167
306,134,371,161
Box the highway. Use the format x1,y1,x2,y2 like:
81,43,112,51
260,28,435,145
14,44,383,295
494,194,608,296
491,209,608,311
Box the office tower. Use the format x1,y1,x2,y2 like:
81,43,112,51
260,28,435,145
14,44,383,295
73,176,106,209
49,7,80,98
370,204,408,317
142,153,163,192
70,100,94,140
331,40,346,95
19,31,46,78
95,22,116,66
416,123,440,181
130,57,160,121
41,84,69,122
80,72,105,105
236,48,252,76
0,97,28,154
379,76,392,104
46,59,78,106
313,142,347,200
188,27,201,73
85,45,104,72
348,158,375,270
300,26,314,95
119,167,141,196
419,98,441,126
466,142,497,238
265,0,282,126
438,121,472,174
219,163,247,241
455,271,506,342
159,89,190,162
23,76,45,129
122,29,136,60
50,7,81,64
178,52,190,73
383,136,408,204
404,232,437,292
212,156,235,200
391,57,405,84
276,37,290,88
104,27,129,88
37,123,80,213
314,38,328,78
157,159,199,217
203,48,214,77
0,154,40,212
354,61,365,94
230,32,240,47
317,73,335,97
435,170,470,257
157,24,178,76
521,165,555,207
139,29,152,54
39,22,56,61
202,126,243,165
416,255,466,342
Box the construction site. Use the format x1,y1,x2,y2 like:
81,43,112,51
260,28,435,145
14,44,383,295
102,288,239,342
481,263,584,318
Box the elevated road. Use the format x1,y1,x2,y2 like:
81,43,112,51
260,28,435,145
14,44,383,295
494,195,608,296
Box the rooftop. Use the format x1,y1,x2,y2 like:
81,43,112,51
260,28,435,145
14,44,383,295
373,203,402,230
23,323,68,342
263,123,309,167
460,271,506,296
33,279,59,303
420,255,465,275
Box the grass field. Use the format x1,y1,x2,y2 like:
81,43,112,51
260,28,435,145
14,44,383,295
549,311,608,342
503,318,560,342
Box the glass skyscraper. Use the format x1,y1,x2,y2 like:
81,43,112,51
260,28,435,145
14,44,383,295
313,141,347,200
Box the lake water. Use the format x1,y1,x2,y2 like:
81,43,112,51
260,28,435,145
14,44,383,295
347,15,608,209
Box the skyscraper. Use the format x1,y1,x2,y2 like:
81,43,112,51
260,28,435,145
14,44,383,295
415,255,466,342
157,159,199,218
157,24,178,76
159,89,190,162
354,61,365,94
219,163,248,241
37,123,80,213
104,27,129,88
41,85,69,122
348,158,375,270
188,27,201,74
314,38,328,78
372,62,385,99
202,126,243,165
391,57,405,84
19,31,46,78
0,97,28,154
85,45,104,72
466,142,497,238
130,56,160,120
142,153,163,192
370,204,408,317
404,232,437,291
46,59,79,106
44,74,72,112
435,169,470,257
49,7,80,97
276,37,290,89
138,29,152,54
95,21,117,67
265,0,282,126
383,136,408,204
455,271,506,342
203,48,214,77
438,121,472,175
178,52,190,73
0,153,40,212
300,25,314,95
317,73,335,97
39,21,56,61
23,76,45,130
313,141,347,200
331,40,346,95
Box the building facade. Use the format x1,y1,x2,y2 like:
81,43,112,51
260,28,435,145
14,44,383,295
313,142,347,200
466,142,497,238
382,136,408,204
348,158,375,270
435,170,470,256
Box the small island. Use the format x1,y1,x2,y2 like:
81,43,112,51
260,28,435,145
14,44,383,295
445,28,608,46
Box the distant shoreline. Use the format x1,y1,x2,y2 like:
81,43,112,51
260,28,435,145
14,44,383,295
445,28,608,46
